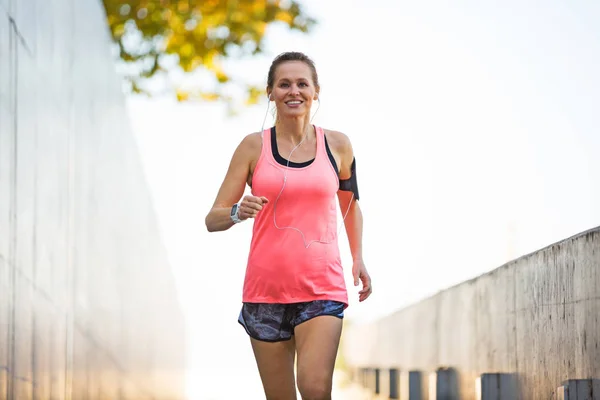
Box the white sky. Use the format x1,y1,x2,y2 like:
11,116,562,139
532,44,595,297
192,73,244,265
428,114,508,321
125,1,600,398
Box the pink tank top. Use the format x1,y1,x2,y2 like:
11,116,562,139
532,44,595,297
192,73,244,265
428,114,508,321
242,126,348,307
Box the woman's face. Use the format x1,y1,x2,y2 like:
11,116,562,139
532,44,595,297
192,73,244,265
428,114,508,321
270,61,318,119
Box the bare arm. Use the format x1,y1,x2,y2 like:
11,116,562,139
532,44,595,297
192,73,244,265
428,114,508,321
334,131,372,301
205,133,261,232
338,191,364,262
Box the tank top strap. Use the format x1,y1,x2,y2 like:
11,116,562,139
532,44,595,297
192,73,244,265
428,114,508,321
261,127,271,146
315,125,326,159
261,127,272,160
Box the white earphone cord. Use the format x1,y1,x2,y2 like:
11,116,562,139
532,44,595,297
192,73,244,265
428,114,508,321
261,98,354,249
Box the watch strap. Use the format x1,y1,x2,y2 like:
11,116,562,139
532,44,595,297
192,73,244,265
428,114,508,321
230,203,242,224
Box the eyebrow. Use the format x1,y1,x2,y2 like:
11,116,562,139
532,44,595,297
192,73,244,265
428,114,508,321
277,77,309,82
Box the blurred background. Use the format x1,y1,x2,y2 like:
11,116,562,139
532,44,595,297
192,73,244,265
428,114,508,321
2,0,599,399
121,1,600,397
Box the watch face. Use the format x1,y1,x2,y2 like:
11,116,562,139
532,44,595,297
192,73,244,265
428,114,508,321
231,204,238,217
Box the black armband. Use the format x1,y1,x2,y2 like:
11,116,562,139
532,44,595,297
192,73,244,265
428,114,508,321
339,157,360,200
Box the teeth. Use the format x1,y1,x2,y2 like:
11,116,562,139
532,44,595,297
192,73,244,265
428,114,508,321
287,101,301,105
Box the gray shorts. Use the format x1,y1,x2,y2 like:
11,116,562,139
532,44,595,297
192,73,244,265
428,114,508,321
238,300,345,342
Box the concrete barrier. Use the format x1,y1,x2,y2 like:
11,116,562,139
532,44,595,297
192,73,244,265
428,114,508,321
475,373,517,400
0,0,186,398
557,379,600,400
343,227,600,399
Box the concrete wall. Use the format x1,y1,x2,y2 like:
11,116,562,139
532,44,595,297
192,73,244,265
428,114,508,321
343,226,600,399
0,0,186,399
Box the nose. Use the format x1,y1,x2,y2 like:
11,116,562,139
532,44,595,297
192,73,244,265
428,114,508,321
290,84,300,96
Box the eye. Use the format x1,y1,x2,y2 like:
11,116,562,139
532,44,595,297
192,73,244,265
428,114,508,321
299,82,309,87
279,82,289,88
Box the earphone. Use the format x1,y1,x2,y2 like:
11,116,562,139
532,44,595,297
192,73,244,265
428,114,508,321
261,94,354,249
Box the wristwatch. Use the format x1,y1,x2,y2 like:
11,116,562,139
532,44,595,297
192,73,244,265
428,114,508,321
230,203,242,224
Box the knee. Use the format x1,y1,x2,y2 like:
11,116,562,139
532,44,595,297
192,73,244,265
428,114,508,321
297,379,332,400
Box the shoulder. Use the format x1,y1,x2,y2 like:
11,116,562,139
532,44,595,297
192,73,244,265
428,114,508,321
234,131,262,155
227,132,263,168
323,128,353,157
240,131,262,148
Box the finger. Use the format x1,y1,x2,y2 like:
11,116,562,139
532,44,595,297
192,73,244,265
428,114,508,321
239,204,256,219
246,195,267,204
243,201,263,212
359,279,371,294
242,195,259,204
359,287,372,301
359,291,371,302
244,206,259,218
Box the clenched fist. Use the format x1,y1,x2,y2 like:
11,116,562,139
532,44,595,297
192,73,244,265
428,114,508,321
238,195,269,220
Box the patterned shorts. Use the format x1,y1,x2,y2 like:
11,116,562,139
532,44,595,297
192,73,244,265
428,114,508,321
238,300,345,342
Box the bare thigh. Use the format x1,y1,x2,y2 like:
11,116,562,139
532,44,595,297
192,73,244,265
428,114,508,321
250,337,297,400
294,316,343,400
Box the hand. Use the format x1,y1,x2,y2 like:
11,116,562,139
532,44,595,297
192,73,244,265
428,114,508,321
352,259,372,302
238,195,269,220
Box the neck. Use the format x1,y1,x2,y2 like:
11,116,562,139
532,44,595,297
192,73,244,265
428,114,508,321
275,118,314,146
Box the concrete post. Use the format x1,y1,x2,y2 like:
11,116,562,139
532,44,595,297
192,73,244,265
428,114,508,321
389,368,400,399
401,370,427,400
430,367,459,400
557,379,600,400
475,373,518,400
